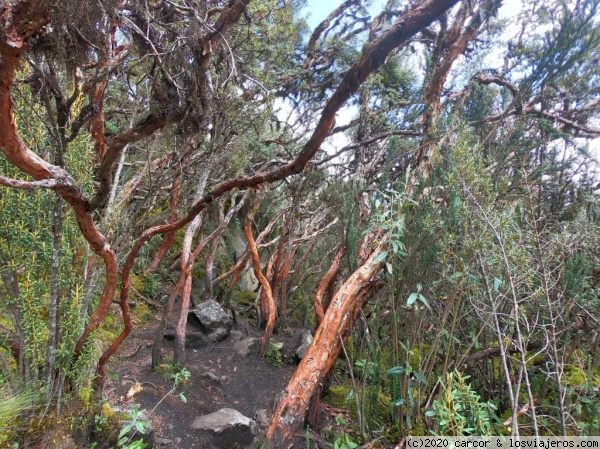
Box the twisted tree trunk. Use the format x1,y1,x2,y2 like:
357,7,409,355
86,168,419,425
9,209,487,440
264,243,385,447
314,246,345,327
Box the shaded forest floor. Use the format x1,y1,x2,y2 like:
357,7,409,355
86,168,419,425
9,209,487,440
104,308,334,449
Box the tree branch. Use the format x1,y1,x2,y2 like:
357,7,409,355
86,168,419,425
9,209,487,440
0,175,60,190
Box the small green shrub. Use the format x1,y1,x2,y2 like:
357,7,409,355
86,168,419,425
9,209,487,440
425,371,497,436
332,414,359,449
265,341,284,367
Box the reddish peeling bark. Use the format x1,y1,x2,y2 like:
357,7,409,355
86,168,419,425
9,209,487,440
314,246,345,327
99,0,252,371
244,201,276,357
152,274,186,367
173,174,207,365
324,270,337,313
89,49,109,162
410,0,500,188
153,192,247,365
214,208,286,294
306,287,370,429
89,115,170,209
259,254,276,328
264,243,385,448
260,1,467,442
0,3,119,385
89,0,252,210
0,0,272,392
270,221,287,303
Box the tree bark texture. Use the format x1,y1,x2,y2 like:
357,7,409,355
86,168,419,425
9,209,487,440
264,244,384,448
409,0,500,189
0,2,120,385
1,0,461,396
244,192,277,357
174,173,209,365
314,246,345,328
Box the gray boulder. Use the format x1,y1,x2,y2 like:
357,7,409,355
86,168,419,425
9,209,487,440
163,328,208,348
191,300,232,341
192,408,256,448
295,329,313,360
226,231,259,292
232,337,259,356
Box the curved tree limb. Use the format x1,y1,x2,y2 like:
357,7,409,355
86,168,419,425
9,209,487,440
0,175,60,190
88,0,253,210
303,0,361,69
473,73,600,137
409,0,501,191
314,245,346,328
243,188,276,356
0,1,119,372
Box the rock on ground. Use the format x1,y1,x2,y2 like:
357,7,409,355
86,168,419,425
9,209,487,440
232,337,259,356
295,329,313,360
192,408,256,448
163,328,207,348
191,300,232,341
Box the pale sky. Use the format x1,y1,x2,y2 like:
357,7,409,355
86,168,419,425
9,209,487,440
302,0,387,29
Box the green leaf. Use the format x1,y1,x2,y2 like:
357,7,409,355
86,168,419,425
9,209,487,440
345,389,355,403
418,294,432,312
493,278,502,292
373,251,388,264
407,292,419,306
386,366,405,375
119,424,133,439
413,371,428,384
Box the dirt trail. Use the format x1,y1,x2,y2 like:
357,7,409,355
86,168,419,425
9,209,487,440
105,316,302,449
